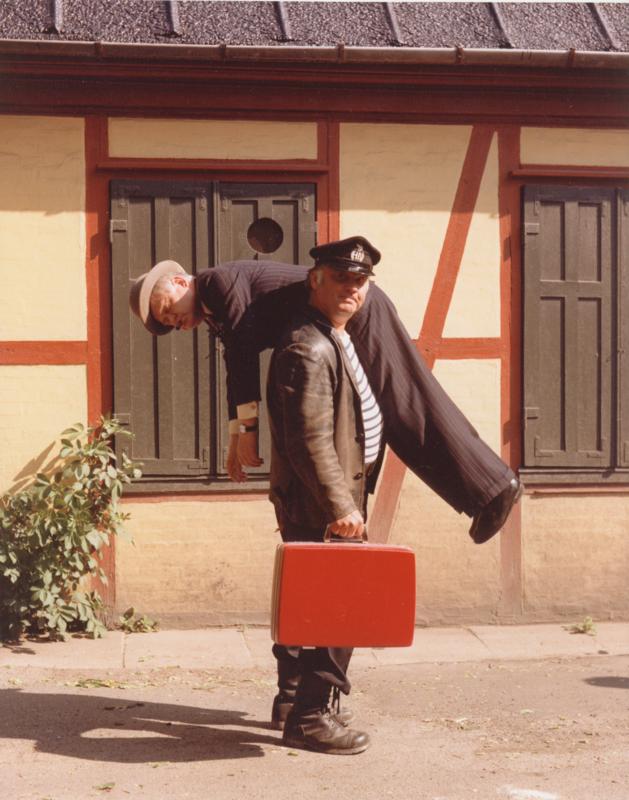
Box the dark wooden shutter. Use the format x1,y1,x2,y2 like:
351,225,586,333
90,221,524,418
111,181,212,478
523,186,613,468
214,182,316,476
618,189,629,467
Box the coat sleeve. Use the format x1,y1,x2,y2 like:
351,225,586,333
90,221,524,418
212,266,261,421
274,343,357,522
222,315,262,420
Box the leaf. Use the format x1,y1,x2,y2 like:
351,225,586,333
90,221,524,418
94,783,115,792
61,426,79,437
85,530,103,549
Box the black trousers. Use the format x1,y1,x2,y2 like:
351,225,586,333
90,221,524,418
347,286,515,517
273,523,353,695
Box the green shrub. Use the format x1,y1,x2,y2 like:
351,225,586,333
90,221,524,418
0,417,141,641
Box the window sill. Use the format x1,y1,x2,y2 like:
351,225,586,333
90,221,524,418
520,468,629,490
121,475,270,497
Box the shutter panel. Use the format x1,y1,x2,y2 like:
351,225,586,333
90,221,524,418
111,181,211,478
618,189,629,466
523,186,613,468
214,182,316,476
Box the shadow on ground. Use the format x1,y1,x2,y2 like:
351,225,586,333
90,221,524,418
0,689,279,762
584,676,629,690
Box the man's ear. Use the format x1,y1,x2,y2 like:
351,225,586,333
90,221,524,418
171,274,190,288
309,268,323,290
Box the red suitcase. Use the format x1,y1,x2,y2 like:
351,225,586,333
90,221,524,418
271,539,415,648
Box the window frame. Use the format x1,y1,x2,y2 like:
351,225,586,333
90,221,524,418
110,178,317,495
520,184,629,486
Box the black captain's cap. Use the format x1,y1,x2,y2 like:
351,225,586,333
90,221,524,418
309,236,381,277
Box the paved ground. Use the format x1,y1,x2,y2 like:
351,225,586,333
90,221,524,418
1,623,628,800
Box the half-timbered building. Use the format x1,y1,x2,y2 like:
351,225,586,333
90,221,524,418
1,1,629,625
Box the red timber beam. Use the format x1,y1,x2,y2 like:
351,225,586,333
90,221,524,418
0,341,87,364
497,125,524,618
84,115,116,610
369,125,496,543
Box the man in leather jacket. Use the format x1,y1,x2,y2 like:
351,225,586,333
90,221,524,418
266,237,381,755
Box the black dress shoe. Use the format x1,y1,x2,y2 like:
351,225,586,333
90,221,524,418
469,478,523,544
283,708,370,755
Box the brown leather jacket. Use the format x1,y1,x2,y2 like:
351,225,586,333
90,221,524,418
267,305,381,532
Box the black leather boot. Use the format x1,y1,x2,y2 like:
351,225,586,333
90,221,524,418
272,660,354,730
271,659,301,731
282,674,369,755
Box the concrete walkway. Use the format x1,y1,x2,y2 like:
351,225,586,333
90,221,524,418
1,621,627,670
3,622,629,800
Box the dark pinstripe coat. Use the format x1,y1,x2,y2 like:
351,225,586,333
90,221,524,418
196,261,514,516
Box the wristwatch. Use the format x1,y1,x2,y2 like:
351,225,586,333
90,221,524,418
238,423,258,434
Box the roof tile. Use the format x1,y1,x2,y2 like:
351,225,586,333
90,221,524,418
394,3,502,49
599,3,629,50
178,1,282,46
286,1,393,47
500,3,609,51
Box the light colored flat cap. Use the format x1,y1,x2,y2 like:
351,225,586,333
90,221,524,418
129,259,186,335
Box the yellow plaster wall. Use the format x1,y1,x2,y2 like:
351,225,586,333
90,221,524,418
386,358,502,622
522,493,629,620
432,359,501,453
117,499,279,623
443,134,501,338
390,473,501,624
0,365,87,493
339,123,472,335
521,127,629,167
0,115,86,340
108,118,318,160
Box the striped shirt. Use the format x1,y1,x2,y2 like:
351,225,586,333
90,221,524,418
339,330,383,465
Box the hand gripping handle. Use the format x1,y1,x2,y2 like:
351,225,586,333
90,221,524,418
323,525,368,543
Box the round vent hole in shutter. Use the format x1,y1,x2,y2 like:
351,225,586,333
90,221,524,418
247,217,284,254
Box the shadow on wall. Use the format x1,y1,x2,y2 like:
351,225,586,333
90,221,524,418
0,689,278,762
6,441,61,495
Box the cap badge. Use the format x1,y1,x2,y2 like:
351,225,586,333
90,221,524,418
351,243,366,263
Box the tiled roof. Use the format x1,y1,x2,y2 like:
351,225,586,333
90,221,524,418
0,1,628,65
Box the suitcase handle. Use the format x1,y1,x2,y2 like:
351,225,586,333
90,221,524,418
323,525,368,543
